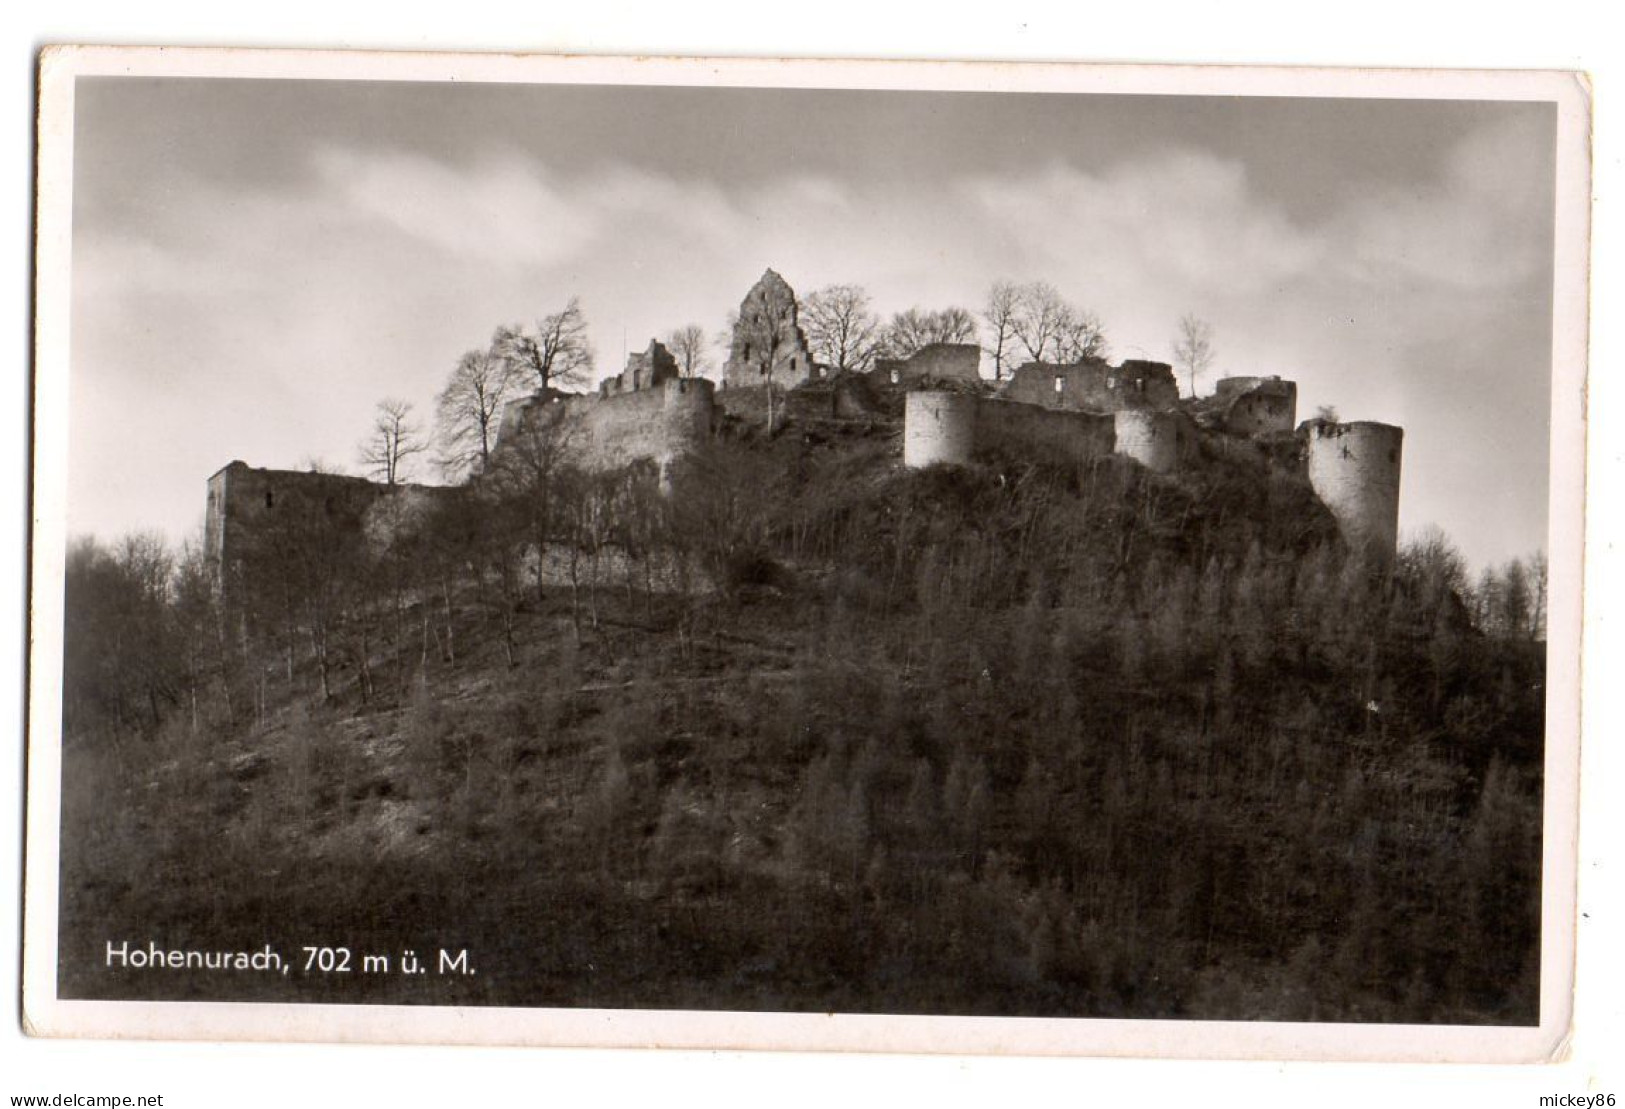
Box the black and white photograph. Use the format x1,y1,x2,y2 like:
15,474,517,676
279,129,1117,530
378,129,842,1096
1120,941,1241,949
23,48,1589,1060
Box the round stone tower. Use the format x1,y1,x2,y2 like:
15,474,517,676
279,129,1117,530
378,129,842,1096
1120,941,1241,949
1112,409,1181,473
1305,420,1404,558
903,391,976,468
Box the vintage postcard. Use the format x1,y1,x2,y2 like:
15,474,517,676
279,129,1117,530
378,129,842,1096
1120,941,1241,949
24,47,1590,1059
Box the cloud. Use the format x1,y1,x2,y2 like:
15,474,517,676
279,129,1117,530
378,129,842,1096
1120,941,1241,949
313,146,599,270
1332,114,1554,291
66,113,1553,570
307,144,862,281
958,151,1324,300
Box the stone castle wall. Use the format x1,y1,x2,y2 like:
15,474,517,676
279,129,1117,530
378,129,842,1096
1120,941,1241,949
498,376,716,478
718,374,887,426
902,392,1119,471
873,343,981,386
204,462,455,601
209,375,714,597
1000,358,1180,413
206,463,386,570
976,398,1116,467
1304,420,1404,558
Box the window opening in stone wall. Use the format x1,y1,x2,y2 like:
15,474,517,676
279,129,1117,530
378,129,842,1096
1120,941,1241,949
265,491,274,508
1054,375,1064,394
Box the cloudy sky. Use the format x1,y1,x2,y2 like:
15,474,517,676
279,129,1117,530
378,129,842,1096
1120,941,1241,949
66,76,1556,569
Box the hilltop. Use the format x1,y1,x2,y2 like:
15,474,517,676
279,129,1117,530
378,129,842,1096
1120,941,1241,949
58,403,1545,1023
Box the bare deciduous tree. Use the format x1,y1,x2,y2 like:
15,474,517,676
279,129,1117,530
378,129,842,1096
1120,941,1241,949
1012,281,1068,363
983,281,1022,381
665,324,711,379
359,398,429,487
1172,313,1216,398
1053,306,1108,363
802,284,881,374
992,281,1110,367
495,296,595,392
880,306,979,360
436,346,517,481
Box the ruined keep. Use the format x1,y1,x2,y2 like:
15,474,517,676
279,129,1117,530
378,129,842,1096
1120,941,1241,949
873,343,982,386
1305,420,1404,559
721,270,819,391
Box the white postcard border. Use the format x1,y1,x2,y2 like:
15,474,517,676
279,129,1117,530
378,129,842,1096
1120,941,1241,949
24,45,1593,1062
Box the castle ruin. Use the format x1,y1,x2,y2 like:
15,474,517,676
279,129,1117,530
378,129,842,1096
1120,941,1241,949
721,270,819,391
901,355,1401,555
204,270,1407,592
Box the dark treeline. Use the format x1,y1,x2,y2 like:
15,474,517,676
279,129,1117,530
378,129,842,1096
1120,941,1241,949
59,428,1547,1023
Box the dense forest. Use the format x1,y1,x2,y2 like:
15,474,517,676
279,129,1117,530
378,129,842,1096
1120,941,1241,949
57,419,1548,1023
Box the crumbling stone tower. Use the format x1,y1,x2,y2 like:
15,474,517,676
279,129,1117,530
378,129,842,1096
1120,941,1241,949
1211,376,1297,435
721,269,818,390
1305,420,1404,558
